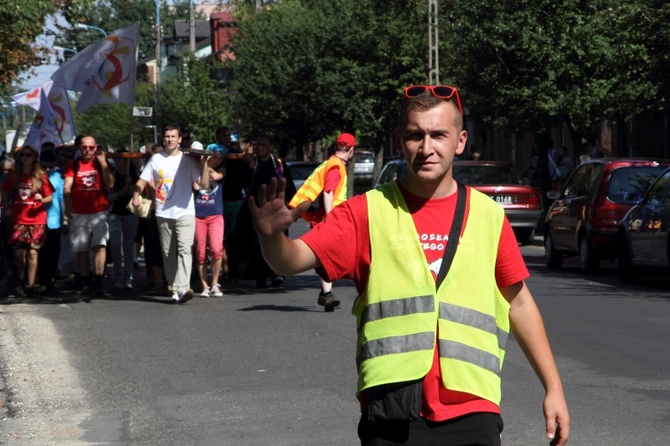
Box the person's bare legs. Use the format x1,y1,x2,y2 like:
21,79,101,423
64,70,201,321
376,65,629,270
26,248,38,289
197,263,209,294
210,258,222,287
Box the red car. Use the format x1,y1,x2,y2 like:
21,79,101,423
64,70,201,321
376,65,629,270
544,158,670,273
374,159,543,245
453,161,542,245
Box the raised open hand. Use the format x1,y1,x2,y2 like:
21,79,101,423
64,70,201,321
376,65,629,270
249,177,310,238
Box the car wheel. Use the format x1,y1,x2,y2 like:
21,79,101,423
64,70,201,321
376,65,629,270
518,228,536,246
544,232,563,269
579,236,600,273
617,231,639,283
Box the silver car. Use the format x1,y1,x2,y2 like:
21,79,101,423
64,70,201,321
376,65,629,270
354,151,375,183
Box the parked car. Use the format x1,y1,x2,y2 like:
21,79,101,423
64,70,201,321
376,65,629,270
354,150,375,183
544,158,670,273
616,166,670,283
285,160,320,190
373,158,542,245
374,158,407,188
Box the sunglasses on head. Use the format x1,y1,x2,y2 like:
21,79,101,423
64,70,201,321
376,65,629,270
403,85,463,117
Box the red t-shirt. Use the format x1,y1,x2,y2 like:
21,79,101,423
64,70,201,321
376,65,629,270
63,158,108,214
300,181,529,421
323,158,345,193
1,172,54,225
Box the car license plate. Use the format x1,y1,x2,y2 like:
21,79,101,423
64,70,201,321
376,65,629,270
492,195,513,204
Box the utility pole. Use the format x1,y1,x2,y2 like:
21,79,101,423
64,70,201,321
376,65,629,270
154,0,161,135
189,0,196,52
428,0,439,85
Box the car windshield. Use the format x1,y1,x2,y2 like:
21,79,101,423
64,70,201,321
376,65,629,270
355,152,374,163
290,164,318,181
607,166,668,204
453,164,524,185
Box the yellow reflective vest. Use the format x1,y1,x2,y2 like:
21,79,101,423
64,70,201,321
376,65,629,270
353,181,510,405
288,156,348,222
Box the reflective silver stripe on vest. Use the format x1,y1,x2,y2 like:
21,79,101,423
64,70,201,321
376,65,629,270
438,302,508,374
359,294,435,330
357,332,435,368
438,339,501,374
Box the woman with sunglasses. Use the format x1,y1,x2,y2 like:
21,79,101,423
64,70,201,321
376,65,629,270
0,146,54,297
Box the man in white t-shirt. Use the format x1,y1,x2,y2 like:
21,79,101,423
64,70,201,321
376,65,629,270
132,125,211,303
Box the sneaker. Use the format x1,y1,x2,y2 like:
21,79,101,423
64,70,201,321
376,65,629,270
25,286,36,297
317,291,340,312
81,284,92,296
171,292,180,302
200,287,210,298
270,276,285,287
124,280,133,290
15,285,25,297
210,284,223,297
178,289,194,304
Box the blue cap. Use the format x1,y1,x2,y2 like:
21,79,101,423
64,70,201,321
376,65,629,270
207,143,225,153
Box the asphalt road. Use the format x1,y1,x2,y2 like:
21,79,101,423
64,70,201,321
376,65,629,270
1,232,669,445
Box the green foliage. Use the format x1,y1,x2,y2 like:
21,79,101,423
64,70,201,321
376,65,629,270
73,102,134,148
441,0,664,137
159,54,229,144
0,0,91,93
230,0,427,150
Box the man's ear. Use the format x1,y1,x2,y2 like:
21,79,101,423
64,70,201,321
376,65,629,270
455,130,468,156
394,128,403,155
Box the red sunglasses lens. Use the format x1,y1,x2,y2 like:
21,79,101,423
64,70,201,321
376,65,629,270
432,86,455,99
405,86,428,98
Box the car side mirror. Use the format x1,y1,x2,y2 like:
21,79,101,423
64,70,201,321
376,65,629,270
546,190,561,200
623,191,641,204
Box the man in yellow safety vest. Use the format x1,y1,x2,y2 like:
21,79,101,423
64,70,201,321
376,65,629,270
249,85,570,446
288,133,355,311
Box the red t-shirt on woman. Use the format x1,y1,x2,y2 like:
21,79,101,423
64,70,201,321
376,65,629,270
1,172,54,225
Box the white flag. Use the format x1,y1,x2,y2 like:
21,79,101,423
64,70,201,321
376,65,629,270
51,22,140,114
12,80,76,143
22,89,60,152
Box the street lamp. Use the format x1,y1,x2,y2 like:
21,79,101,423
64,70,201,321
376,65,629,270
75,23,108,38
54,45,77,63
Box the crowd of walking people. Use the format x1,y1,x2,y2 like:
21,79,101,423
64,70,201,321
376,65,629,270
0,125,305,304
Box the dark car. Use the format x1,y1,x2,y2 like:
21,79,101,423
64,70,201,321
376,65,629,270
544,158,670,273
616,167,670,283
285,160,320,190
373,158,542,245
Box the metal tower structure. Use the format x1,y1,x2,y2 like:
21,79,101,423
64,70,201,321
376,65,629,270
428,0,439,85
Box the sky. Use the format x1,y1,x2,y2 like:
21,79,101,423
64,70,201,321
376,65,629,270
16,16,69,92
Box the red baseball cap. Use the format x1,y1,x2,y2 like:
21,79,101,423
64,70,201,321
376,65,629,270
336,133,356,147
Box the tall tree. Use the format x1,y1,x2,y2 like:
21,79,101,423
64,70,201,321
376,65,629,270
230,0,427,152
441,0,659,143
0,0,91,93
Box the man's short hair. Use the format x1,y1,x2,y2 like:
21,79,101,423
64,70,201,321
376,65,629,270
164,125,180,135
40,149,57,163
215,126,230,138
257,134,273,145
399,92,463,131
